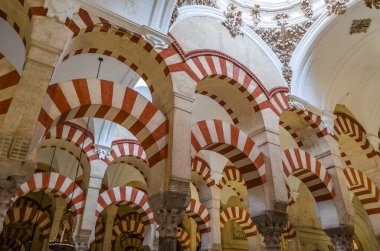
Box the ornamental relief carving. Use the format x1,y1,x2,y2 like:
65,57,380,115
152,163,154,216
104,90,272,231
223,3,244,37
254,13,314,87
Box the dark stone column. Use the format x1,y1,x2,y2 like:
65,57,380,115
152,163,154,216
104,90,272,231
150,190,190,251
325,225,354,251
251,203,288,251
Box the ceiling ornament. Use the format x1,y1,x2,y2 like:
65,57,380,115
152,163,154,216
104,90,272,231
170,0,217,26
364,0,380,8
251,4,261,26
254,13,313,87
222,3,244,37
325,0,348,15
350,19,371,35
301,0,314,19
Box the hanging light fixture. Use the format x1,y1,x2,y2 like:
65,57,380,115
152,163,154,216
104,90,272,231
50,56,103,251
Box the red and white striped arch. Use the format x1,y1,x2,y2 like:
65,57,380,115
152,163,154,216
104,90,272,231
43,122,96,161
220,207,257,237
11,172,85,216
282,222,296,240
191,119,266,189
0,228,30,250
192,156,216,188
5,207,51,238
282,148,335,202
177,228,190,251
112,219,145,240
161,48,290,116
95,220,105,243
335,113,378,160
37,79,167,167
0,53,20,124
63,9,174,95
104,140,148,165
186,199,211,234
220,166,245,188
95,186,154,225
280,108,335,148
343,168,380,215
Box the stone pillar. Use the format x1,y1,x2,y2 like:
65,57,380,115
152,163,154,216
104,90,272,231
201,188,222,251
0,16,71,157
75,173,103,250
49,198,66,241
148,76,195,250
101,206,118,251
0,189,11,233
325,225,354,251
251,207,288,251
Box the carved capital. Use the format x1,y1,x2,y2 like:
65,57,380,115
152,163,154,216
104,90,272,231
149,191,190,237
251,209,288,249
325,225,354,251
44,0,80,23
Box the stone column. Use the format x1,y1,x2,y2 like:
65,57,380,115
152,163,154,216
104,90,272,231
153,208,184,251
148,76,195,250
101,206,118,251
0,189,11,233
251,207,288,251
0,16,71,158
75,172,103,250
325,225,354,251
201,187,222,251
49,198,66,241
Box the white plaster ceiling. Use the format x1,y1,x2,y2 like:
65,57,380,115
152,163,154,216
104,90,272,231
83,0,176,33
292,1,380,135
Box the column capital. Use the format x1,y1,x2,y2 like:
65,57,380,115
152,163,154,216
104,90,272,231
324,225,354,251
251,209,288,251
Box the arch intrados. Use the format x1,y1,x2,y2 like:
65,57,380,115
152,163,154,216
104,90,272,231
63,25,172,98
196,76,265,132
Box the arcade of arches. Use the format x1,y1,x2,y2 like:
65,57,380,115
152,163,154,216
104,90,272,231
0,0,379,251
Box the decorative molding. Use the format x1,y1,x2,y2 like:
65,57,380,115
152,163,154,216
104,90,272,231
251,4,261,26
350,19,371,35
254,13,313,87
364,0,380,8
93,144,111,160
301,0,314,19
0,134,30,162
325,0,348,15
170,0,217,26
222,3,244,37
154,208,184,237
44,0,80,23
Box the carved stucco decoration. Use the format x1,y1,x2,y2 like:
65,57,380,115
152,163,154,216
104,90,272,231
251,4,261,26
170,0,217,26
255,13,313,87
44,0,80,23
364,0,380,8
222,3,244,37
325,0,349,15
350,19,371,35
301,0,314,19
